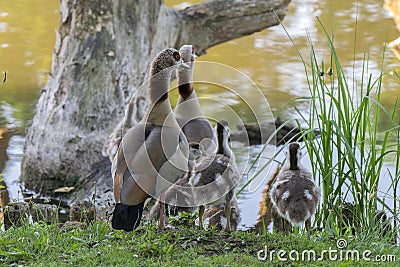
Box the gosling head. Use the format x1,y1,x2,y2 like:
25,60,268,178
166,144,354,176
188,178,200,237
135,96,147,121
285,142,302,170
188,142,202,160
216,120,232,157
216,120,230,141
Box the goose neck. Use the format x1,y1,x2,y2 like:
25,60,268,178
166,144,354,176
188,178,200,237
217,133,232,158
178,68,194,85
177,69,194,100
149,70,171,104
283,160,305,171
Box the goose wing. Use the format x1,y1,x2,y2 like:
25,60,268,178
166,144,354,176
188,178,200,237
112,123,188,205
154,128,188,197
112,123,152,204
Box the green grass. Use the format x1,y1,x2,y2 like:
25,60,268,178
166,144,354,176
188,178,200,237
0,174,5,190
0,221,398,266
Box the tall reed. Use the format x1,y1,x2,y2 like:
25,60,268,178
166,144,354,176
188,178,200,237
290,18,400,236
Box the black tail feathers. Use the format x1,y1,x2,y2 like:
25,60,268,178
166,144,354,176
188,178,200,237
111,202,144,231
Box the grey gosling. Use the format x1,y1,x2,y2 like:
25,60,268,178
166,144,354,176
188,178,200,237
189,120,240,231
269,142,321,237
148,142,202,221
69,200,96,224
201,195,241,231
102,96,147,162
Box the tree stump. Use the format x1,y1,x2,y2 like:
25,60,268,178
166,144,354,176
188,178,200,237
21,0,292,203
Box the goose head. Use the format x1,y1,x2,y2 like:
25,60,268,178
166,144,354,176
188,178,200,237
151,48,190,76
176,45,197,96
148,48,187,104
284,142,302,171
178,45,197,70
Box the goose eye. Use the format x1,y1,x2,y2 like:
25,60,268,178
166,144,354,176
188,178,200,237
173,51,180,61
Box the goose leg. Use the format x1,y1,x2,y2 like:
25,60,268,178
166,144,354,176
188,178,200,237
225,199,231,231
225,190,234,231
159,193,165,230
283,218,291,234
199,205,205,229
305,218,311,238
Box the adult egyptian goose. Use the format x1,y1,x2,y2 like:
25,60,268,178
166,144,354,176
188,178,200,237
102,96,147,162
269,142,321,237
174,45,215,154
201,195,241,231
189,120,240,231
111,48,189,231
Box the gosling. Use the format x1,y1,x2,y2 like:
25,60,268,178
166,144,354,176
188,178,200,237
201,195,241,231
189,120,240,231
269,142,321,237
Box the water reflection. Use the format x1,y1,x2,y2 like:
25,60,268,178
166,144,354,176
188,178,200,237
0,102,25,207
0,128,11,208
167,0,400,123
0,0,59,208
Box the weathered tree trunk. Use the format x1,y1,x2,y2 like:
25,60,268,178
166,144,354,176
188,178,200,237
21,0,291,202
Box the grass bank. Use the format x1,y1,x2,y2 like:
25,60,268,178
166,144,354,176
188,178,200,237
0,221,399,266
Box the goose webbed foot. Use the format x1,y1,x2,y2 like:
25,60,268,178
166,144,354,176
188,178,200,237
159,193,166,230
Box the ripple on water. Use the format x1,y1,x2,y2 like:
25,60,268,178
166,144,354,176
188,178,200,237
2,135,24,201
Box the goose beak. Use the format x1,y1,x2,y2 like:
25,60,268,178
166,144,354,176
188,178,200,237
180,61,191,69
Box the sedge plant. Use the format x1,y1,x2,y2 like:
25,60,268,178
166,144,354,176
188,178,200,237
287,18,400,239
